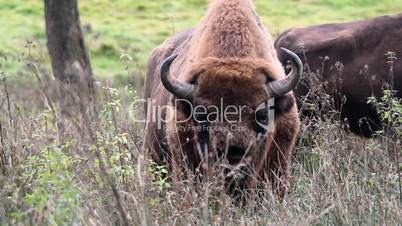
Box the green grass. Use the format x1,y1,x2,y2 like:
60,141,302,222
1,0,401,81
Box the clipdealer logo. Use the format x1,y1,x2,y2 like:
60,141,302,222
130,98,276,132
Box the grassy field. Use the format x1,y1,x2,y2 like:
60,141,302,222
0,0,401,225
1,0,402,80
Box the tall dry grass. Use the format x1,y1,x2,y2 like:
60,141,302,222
0,46,401,225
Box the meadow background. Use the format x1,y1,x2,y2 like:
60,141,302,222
0,0,401,225
2,0,402,81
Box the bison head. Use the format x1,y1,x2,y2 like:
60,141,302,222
160,48,302,194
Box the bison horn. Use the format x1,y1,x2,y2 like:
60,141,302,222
160,54,197,100
266,48,303,98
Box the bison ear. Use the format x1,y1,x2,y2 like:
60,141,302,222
187,68,206,85
274,94,295,115
257,66,276,83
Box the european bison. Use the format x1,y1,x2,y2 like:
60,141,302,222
144,0,302,197
275,14,402,137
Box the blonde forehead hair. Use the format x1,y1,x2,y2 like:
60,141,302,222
186,57,284,81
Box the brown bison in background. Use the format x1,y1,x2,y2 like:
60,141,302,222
275,14,402,137
144,0,303,197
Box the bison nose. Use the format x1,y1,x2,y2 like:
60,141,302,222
226,146,246,165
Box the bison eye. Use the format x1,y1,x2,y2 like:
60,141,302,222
193,106,208,123
194,112,207,123
193,107,210,142
254,108,269,133
176,99,192,117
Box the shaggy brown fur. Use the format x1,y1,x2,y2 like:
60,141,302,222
144,0,300,197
